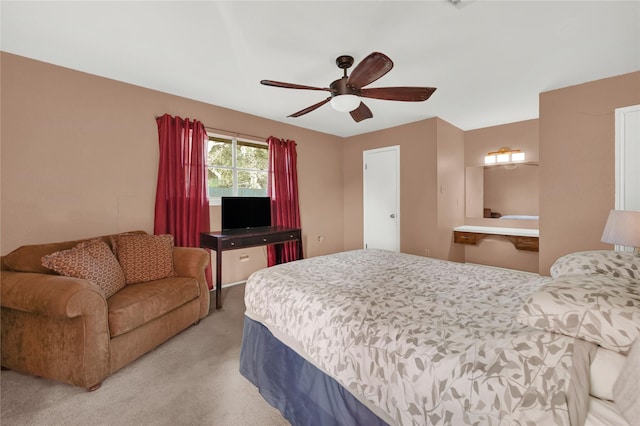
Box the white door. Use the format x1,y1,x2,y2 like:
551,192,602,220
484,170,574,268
363,146,400,251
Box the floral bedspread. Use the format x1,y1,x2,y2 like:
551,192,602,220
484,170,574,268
244,250,591,426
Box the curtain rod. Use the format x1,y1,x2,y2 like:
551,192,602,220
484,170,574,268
154,116,268,141
204,126,268,141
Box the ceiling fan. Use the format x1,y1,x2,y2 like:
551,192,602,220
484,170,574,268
260,52,437,123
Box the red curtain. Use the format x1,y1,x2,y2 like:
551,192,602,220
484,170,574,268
267,136,303,266
154,113,213,288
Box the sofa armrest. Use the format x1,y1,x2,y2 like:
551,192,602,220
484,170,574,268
1,270,110,389
1,271,106,318
172,247,210,318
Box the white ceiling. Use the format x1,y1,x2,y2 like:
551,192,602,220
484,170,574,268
2,1,639,137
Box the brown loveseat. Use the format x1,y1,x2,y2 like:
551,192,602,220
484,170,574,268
0,231,210,391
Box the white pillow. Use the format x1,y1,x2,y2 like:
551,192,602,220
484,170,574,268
613,338,640,424
586,397,629,426
590,346,626,401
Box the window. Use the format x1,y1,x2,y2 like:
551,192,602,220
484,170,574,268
206,134,268,202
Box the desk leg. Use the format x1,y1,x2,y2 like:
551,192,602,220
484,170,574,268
215,249,222,309
274,244,281,265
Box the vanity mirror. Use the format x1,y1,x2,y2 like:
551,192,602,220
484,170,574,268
465,163,539,220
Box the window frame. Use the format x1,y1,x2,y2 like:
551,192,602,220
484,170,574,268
206,132,269,205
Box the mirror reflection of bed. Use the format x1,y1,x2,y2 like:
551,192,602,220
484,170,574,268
466,163,539,220
464,163,540,272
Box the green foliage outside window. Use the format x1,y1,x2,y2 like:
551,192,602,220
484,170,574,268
207,136,268,198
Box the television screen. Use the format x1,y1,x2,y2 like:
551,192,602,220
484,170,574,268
221,196,272,230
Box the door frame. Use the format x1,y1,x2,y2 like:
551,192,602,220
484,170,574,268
363,145,400,252
615,104,640,252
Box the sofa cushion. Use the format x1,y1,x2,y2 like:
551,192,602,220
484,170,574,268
106,277,199,337
111,234,176,284
3,231,146,274
41,238,126,298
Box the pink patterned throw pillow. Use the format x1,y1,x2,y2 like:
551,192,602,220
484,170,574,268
111,233,176,284
41,238,126,298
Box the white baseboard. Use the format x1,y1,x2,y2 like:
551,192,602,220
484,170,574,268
209,280,247,292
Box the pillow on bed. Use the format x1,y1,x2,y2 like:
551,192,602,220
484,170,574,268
550,250,640,280
590,346,627,401
517,274,640,354
613,337,640,424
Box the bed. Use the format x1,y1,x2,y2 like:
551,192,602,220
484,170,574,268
499,215,539,221
240,249,640,426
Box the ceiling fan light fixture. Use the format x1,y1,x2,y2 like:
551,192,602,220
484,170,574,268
261,52,435,122
330,94,360,112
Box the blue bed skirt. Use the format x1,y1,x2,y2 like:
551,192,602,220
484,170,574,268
239,317,389,426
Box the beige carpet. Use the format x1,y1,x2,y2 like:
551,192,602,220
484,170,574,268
0,284,290,426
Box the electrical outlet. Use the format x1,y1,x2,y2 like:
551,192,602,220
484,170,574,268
424,249,430,257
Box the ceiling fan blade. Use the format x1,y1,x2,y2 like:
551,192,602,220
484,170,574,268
347,52,393,89
360,87,437,102
288,97,332,118
349,102,373,123
261,80,332,92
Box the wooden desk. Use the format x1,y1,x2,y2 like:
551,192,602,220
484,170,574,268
453,225,539,251
200,226,302,309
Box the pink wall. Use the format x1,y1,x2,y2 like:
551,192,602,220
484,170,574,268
539,71,640,274
436,119,466,261
343,119,438,255
465,119,540,166
342,118,465,262
463,119,540,272
464,120,540,225
0,53,345,284
3,53,638,278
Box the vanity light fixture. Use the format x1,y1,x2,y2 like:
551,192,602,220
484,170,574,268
484,147,525,165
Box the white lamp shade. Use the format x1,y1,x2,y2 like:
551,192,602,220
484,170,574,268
601,209,640,248
330,94,360,112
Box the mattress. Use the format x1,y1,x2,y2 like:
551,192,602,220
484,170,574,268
500,215,539,220
242,249,595,425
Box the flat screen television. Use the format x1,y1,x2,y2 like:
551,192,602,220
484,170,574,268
221,196,272,230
